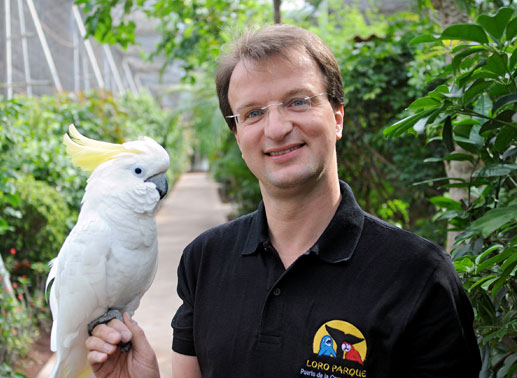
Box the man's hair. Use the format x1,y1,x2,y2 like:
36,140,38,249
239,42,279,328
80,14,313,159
216,24,345,132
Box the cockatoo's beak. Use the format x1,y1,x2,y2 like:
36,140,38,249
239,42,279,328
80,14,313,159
145,173,168,199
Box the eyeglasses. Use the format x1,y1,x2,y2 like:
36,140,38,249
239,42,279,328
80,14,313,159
226,92,328,126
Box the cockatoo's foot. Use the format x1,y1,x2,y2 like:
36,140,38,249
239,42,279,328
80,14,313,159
88,309,132,353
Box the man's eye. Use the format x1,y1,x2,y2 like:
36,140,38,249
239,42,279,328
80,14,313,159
245,109,265,119
289,98,309,108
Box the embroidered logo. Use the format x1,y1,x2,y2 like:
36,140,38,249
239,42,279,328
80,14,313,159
300,320,367,378
314,321,366,364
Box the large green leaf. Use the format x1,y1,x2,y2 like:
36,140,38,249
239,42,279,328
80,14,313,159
451,46,487,73
408,97,441,111
484,53,508,76
498,353,517,378
475,244,504,265
476,7,514,41
493,93,517,113
510,49,517,70
473,163,517,178
409,34,437,45
471,205,517,237
443,116,454,152
463,79,492,105
384,109,435,138
454,256,474,273
494,126,517,152
480,110,515,134
441,24,489,44
507,16,517,41
428,85,449,100
424,153,475,163
477,246,516,270
430,196,463,211
412,177,466,187
473,93,493,118
492,256,517,296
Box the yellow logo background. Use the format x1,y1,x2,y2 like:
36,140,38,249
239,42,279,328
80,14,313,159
312,320,367,362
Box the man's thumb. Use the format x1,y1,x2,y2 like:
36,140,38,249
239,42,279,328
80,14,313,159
123,313,149,350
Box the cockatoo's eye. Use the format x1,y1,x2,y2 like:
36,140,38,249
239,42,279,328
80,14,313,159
132,166,146,177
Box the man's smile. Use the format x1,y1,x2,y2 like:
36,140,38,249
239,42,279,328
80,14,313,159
265,144,305,156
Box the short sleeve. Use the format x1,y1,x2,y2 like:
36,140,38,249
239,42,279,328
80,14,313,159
395,253,481,377
171,248,197,356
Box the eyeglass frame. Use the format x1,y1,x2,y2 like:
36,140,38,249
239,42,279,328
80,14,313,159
225,92,329,126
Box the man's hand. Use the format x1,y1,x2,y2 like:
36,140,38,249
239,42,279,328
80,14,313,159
86,312,160,378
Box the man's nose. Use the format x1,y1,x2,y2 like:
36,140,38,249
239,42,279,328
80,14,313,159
263,105,293,140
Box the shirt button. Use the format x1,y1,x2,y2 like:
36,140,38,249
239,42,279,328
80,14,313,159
273,288,281,296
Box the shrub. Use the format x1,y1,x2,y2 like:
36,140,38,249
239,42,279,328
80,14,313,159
385,7,517,376
0,253,49,374
0,175,74,272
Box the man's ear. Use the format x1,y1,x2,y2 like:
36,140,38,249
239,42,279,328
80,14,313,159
335,104,344,140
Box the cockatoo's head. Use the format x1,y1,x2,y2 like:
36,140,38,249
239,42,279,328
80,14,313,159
64,124,170,214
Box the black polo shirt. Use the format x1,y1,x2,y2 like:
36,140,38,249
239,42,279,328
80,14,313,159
171,181,480,377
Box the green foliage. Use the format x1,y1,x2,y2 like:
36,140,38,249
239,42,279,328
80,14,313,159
1,175,74,271
211,134,262,216
330,14,446,237
294,0,389,42
117,92,190,181
76,0,272,79
385,7,517,376
1,254,49,375
0,100,24,238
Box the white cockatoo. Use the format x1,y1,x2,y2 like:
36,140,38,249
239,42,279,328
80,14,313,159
46,124,170,378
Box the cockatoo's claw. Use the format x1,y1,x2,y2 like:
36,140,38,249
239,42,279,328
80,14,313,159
88,308,124,336
120,340,132,353
87,308,132,352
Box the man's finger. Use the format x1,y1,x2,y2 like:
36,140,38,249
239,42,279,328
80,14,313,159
123,313,151,351
87,349,109,364
107,317,133,343
86,335,117,354
91,322,129,345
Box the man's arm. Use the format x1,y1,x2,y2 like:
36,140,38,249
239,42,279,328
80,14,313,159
172,351,202,378
397,259,481,377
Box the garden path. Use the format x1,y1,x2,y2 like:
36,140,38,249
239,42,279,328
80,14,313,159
36,171,233,378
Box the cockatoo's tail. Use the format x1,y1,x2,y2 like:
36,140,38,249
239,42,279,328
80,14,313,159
47,125,170,378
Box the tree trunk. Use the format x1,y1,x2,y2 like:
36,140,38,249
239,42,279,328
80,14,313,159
430,0,470,30
431,0,471,252
274,0,282,24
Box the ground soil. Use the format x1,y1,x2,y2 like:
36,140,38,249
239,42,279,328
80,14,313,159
14,328,52,378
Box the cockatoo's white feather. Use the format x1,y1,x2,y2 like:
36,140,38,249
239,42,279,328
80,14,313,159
47,125,169,378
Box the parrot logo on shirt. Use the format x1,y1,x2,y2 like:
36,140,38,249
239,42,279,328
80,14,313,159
325,325,364,364
318,335,336,357
312,320,367,366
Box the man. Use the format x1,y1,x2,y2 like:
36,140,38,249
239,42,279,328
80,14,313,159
86,24,481,377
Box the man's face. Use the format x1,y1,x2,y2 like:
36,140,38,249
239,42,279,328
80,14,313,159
227,49,343,194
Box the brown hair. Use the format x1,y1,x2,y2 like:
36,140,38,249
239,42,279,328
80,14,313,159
216,24,344,132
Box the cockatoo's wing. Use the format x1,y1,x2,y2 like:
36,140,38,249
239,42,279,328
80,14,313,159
49,214,112,378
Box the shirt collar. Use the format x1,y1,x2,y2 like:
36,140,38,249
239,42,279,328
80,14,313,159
242,201,269,255
241,181,365,263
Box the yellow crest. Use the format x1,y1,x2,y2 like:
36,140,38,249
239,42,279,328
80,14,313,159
63,124,139,172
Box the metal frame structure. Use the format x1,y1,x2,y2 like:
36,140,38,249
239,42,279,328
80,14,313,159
5,0,13,99
3,1,138,98
26,0,63,92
